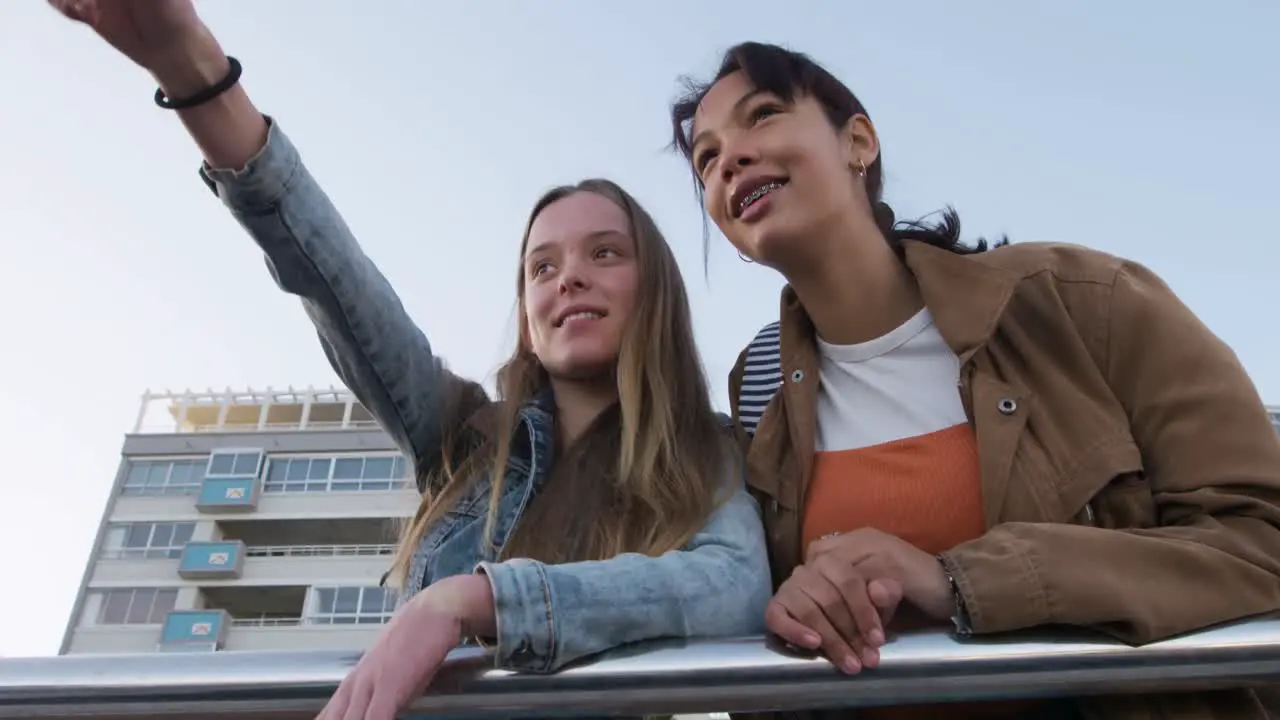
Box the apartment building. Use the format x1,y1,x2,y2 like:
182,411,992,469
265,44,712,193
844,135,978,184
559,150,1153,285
60,387,417,654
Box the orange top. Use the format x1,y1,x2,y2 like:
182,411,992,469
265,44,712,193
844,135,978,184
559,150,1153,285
802,423,1041,720
802,424,987,556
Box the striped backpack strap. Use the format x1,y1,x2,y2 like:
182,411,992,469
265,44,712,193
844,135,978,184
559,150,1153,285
736,321,783,437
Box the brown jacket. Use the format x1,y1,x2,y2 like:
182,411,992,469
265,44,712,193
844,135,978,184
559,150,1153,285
729,241,1280,719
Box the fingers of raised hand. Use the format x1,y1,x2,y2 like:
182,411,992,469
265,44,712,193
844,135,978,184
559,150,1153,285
49,0,94,23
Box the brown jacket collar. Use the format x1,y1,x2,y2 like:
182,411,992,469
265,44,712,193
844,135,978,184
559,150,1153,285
778,240,1023,361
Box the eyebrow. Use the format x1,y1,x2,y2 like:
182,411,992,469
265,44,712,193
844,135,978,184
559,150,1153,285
689,88,769,157
525,230,627,261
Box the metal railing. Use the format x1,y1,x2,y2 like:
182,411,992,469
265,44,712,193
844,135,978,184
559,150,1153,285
228,617,304,628
132,386,385,435
157,420,385,434
99,547,184,561
243,543,396,558
229,615,393,628
4,616,1279,719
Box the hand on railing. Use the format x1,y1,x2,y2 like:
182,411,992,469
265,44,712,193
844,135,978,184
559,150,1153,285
317,575,494,720
5,616,1280,718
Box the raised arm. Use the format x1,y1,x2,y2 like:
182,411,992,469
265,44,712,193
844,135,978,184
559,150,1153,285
52,0,485,476
51,0,267,171
204,120,484,479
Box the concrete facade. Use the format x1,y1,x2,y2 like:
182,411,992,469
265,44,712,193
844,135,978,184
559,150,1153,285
61,388,417,655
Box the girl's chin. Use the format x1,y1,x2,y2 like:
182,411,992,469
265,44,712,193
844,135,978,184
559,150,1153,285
544,351,619,383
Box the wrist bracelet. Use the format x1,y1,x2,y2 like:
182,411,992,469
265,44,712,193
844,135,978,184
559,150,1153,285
937,555,973,637
154,56,242,110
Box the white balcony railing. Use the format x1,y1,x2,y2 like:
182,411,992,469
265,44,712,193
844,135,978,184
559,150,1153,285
132,386,387,435
182,420,383,434
4,616,1280,718
243,543,396,558
229,616,392,628
228,617,304,628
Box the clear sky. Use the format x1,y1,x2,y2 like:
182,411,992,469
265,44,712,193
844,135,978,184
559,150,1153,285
0,1,1276,657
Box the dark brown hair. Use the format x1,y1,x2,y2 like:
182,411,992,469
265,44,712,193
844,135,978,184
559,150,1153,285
671,42,1006,263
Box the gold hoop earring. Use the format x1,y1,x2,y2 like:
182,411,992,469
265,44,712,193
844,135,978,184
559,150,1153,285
856,158,867,178
738,250,755,264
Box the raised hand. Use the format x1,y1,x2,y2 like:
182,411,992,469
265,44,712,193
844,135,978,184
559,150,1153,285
48,0,207,73
49,0,266,169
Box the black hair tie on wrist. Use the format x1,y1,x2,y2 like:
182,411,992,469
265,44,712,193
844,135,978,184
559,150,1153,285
154,56,242,110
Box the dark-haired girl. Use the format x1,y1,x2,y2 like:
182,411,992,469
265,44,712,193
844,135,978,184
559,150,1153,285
673,42,1280,719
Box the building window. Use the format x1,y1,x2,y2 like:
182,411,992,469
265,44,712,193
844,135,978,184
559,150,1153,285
88,588,177,625
121,459,206,496
264,454,407,493
101,522,195,560
206,449,264,479
308,586,397,625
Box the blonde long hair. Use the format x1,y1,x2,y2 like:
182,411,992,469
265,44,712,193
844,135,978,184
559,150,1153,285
388,179,728,586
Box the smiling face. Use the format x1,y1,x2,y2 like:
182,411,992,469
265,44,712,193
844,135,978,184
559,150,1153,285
689,70,880,269
521,191,639,381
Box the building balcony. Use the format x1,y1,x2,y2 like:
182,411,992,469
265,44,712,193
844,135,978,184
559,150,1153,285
213,517,399,588
90,555,181,585
64,617,384,654
160,606,391,653
92,516,399,586
110,483,416,523
64,624,166,654
222,619,383,652
178,541,246,579
91,542,394,587
68,581,396,655
200,583,395,652
132,387,383,435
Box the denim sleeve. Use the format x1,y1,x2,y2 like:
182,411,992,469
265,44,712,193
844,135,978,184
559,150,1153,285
199,119,479,476
475,449,772,673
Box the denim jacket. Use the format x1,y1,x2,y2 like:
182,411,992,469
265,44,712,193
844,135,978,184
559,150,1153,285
199,118,773,675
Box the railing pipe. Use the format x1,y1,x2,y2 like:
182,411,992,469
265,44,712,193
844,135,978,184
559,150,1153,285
3,617,1279,718
243,543,395,558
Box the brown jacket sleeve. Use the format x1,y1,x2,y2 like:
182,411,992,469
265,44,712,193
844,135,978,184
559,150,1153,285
944,260,1280,644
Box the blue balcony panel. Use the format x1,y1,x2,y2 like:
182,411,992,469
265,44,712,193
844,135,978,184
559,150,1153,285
158,610,229,651
178,541,245,579
196,477,259,513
